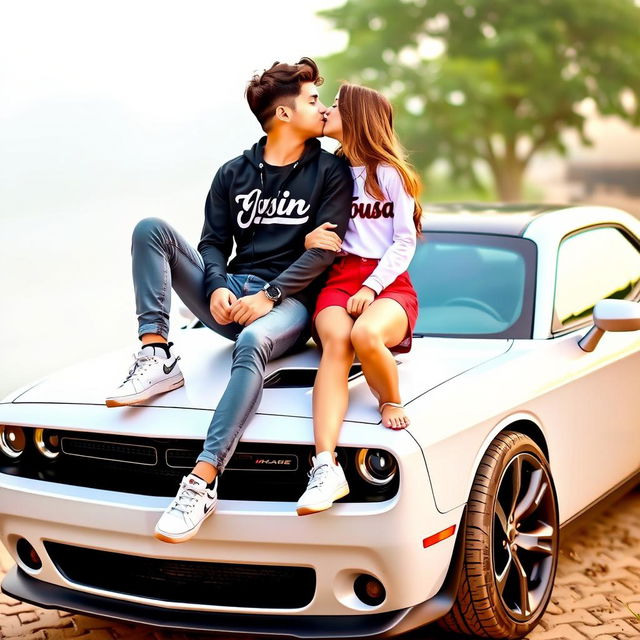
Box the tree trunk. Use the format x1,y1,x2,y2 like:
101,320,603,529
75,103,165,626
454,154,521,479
493,162,525,202
488,137,526,202
485,137,528,202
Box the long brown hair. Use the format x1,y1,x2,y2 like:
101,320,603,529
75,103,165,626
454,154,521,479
336,83,423,235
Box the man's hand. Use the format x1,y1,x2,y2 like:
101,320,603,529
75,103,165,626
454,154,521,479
210,288,237,325
347,286,376,317
230,292,274,326
304,222,342,252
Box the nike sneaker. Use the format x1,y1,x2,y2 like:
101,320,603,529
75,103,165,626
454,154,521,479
154,474,218,543
296,451,350,515
106,342,183,408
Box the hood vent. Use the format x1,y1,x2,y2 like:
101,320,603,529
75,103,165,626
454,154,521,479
263,365,363,389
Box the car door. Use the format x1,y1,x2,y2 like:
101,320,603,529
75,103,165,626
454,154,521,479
546,225,640,517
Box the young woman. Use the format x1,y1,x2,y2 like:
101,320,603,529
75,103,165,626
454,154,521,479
296,83,422,516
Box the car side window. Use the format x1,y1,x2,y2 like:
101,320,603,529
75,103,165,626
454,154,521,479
553,226,640,332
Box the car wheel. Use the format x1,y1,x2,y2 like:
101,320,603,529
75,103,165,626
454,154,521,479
439,431,559,639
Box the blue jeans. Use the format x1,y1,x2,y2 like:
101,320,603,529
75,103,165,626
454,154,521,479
131,217,309,473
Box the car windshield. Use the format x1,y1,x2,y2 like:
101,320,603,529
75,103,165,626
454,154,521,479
408,232,537,338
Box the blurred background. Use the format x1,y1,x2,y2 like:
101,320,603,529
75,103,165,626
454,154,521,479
1,0,639,399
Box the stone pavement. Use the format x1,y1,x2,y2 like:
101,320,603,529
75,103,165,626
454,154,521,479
2,488,639,640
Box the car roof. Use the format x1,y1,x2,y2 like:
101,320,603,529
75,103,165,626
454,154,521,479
421,203,570,236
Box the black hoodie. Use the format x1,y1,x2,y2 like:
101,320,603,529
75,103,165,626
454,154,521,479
198,137,353,310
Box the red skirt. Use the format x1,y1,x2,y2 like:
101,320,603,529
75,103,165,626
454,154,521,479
313,254,419,353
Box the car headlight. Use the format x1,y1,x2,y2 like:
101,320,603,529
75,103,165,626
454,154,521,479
0,425,27,459
34,429,60,459
356,448,398,486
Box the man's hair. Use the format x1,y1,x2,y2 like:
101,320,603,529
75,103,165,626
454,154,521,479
246,57,323,131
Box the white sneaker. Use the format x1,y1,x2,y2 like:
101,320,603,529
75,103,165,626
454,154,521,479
296,451,350,516
154,474,217,543
106,343,184,408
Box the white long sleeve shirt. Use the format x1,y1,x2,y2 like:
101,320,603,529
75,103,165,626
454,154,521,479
341,164,417,294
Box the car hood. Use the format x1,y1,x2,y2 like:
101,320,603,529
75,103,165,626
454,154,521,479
8,329,512,424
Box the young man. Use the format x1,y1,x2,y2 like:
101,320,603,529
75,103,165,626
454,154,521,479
105,57,353,543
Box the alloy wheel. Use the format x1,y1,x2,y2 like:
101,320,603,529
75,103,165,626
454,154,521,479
492,452,558,622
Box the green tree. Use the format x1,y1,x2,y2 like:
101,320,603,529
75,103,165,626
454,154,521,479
318,0,640,201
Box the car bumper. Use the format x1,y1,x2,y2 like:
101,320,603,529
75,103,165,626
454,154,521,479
0,431,464,634
3,565,413,638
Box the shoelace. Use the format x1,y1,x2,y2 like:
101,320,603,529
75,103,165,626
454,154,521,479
122,354,159,384
169,480,205,515
307,463,330,490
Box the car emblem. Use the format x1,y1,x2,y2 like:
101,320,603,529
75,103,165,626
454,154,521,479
228,453,298,471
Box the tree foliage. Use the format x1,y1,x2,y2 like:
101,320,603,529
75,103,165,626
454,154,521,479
318,0,640,200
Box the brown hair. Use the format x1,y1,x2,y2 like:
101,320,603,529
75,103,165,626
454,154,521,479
336,83,423,235
246,57,324,132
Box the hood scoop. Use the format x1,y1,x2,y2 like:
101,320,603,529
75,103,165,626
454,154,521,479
263,364,363,389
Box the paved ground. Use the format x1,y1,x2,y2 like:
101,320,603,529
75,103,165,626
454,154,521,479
2,488,639,640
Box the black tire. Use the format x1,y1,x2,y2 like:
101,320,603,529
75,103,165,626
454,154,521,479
439,431,559,639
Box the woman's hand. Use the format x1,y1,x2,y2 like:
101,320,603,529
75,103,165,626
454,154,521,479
347,286,376,317
305,222,342,252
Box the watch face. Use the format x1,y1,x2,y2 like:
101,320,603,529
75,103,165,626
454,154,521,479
264,285,281,301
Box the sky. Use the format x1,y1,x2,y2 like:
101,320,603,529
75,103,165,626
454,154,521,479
0,0,346,397
0,1,346,121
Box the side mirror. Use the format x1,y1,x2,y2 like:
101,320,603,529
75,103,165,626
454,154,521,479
578,299,640,352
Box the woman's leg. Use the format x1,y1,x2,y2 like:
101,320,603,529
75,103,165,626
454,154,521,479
350,298,410,430
313,307,356,454
297,306,354,515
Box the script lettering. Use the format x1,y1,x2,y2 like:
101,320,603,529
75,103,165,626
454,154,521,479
235,189,310,228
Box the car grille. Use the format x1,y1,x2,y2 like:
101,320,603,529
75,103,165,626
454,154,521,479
4,431,400,502
44,542,315,609
61,437,157,465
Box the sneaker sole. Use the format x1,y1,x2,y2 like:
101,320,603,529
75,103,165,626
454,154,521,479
296,485,350,516
153,499,217,544
106,374,184,408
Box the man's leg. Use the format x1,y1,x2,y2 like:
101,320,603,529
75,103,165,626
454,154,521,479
154,295,309,543
196,295,309,475
131,216,241,340
106,217,241,407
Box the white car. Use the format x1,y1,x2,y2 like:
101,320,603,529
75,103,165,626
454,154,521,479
1,204,639,640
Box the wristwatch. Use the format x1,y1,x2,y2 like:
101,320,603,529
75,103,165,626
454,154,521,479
262,283,282,305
